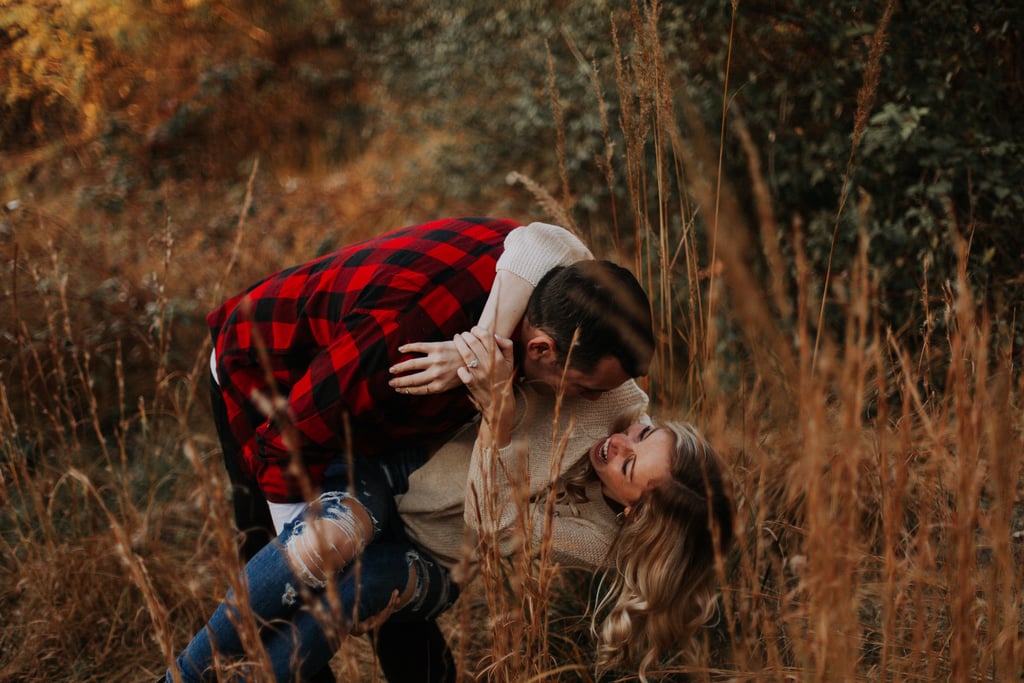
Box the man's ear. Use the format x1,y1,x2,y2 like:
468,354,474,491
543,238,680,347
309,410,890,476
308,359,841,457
523,330,557,360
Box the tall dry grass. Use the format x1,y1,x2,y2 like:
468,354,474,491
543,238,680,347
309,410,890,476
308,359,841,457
2,3,1022,683
475,2,1023,681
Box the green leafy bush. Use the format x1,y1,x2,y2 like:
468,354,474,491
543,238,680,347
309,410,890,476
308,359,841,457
354,0,1023,353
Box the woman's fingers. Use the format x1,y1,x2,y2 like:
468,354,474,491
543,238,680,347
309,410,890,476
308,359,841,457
452,331,478,367
456,328,514,400
392,329,510,397
456,331,489,369
493,332,514,361
389,340,463,394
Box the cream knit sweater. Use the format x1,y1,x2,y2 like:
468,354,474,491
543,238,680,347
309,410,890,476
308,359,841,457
397,379,650,580
495,221,593,285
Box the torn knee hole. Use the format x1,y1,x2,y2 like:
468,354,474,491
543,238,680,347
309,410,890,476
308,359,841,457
285,505,370,589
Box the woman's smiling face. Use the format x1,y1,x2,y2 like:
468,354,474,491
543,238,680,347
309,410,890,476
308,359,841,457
588,422,675,507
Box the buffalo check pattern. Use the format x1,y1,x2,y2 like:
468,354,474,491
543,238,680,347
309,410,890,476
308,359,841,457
208,217,519,502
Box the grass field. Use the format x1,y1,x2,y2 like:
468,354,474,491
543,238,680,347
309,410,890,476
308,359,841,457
2,3,1022,681
4,145,1022,682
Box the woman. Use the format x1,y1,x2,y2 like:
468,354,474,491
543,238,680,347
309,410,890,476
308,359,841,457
396,415,734,680
397,328,734,679
165,330,734,682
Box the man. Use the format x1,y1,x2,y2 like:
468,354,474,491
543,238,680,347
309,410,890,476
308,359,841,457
374,260,658,683
209,217,653,549
203,216,654,682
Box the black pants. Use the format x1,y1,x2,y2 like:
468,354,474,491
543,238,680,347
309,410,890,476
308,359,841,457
375,619,457,683
209,374,456,682
208,374,276,562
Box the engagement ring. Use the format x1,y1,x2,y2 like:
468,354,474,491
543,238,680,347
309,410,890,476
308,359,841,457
467,358,479,369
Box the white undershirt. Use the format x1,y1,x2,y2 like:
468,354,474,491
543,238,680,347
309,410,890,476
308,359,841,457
268,502,306,534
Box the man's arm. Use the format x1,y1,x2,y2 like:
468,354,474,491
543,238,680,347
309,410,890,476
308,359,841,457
249,308,404,503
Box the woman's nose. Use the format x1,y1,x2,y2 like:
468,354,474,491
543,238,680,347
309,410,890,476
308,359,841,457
607,432,629,458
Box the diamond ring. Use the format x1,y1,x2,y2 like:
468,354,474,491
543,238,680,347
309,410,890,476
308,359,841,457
467,358,479,369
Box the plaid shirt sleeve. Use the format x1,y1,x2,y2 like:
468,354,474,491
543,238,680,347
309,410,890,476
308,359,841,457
210,217,519,502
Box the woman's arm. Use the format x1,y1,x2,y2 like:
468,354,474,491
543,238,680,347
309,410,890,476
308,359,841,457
474,268,536,339
464,442,615,571
532,505,616,570
463,440,525,539
458,328,523,535
388,222,591,394
478,221,593,338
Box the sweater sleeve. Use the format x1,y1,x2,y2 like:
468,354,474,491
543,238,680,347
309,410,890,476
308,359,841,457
477,222,593,338
463,440,527,537
531,502,617,570
496,222,593,285
465,441,617,571
463,381,650,569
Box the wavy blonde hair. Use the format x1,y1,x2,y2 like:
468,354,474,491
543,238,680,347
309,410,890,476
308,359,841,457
561,419,734,679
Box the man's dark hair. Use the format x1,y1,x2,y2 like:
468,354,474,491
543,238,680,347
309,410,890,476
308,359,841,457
525,260,655,377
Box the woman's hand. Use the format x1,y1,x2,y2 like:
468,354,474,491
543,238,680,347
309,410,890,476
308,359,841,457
454,326,515,447
388,340,465,395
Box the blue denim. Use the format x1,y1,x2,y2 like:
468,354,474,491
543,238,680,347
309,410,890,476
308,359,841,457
168,450,459,683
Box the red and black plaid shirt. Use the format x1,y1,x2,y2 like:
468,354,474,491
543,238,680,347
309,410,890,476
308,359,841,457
208,217,519,502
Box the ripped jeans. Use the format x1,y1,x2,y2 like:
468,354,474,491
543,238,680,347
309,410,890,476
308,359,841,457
168,451,458,683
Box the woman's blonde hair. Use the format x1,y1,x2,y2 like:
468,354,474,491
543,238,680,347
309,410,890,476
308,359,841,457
571,420,734,679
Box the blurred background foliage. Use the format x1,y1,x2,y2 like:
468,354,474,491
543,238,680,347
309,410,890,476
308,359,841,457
2,0,1024,393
